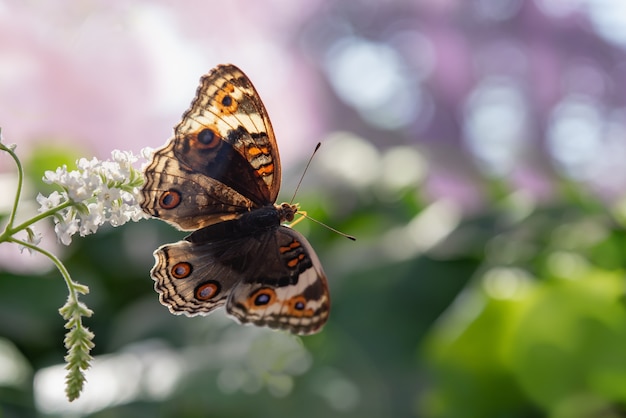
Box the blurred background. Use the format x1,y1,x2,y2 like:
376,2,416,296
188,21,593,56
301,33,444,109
2,0,626,417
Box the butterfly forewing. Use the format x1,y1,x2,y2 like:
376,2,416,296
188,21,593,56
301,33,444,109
174,65,281,205
141,141,256,231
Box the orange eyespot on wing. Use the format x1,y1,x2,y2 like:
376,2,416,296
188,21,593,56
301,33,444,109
195,281,221,301
249,288,276,308
188,127,222,150
171,262,192,279
285,295,314,317
215,82,238,114
159,190,182,209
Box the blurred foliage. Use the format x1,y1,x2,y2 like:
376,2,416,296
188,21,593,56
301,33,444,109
24,143,85,187
2,139,626,418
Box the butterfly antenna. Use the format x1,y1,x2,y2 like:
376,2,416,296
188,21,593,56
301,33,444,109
289,142,356,241
300,212,356,241
290,142,321,204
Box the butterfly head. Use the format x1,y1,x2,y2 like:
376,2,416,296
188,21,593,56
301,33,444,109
276,202,299,224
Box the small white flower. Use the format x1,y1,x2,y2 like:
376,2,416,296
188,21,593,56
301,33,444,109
43,166,65,185
128,203,148,222
104,184,123,202
37,149,149,245
140,147,154,162
18,228,42,254
108,209,130,227
77,157,97,171
37,191,65,212
79,203,104,236
112,150,138,173
55,213,80,246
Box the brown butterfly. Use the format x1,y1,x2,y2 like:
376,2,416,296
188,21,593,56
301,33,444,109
140,64,329,334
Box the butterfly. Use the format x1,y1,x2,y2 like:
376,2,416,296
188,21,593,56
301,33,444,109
140,64,329,335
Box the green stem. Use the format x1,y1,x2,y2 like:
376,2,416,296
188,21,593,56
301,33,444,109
8,237,80,300
0,201,74,243
15,201,72,234
0,142,73,242
0,143,24,231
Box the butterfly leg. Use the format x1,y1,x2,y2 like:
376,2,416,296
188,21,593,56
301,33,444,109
287,211,307,228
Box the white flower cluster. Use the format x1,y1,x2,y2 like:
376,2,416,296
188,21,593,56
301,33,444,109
37,149,152,245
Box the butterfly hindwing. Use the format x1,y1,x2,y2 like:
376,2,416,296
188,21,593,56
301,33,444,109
151,238,242,315
226,226,330,335
151,219,329,334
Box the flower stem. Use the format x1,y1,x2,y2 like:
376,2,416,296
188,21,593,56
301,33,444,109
8,237,80,297
0,142,74,243
15,202,73,233
0,142,24,232
0,201,74,243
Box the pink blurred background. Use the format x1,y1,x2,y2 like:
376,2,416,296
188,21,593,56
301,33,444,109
2,0,626,207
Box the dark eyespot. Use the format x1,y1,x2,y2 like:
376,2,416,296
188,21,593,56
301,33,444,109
221,95,232,107
159,190,181,209
198,129,215,145
195,281,221,301
294,301,305,310
254,293,271,306
171,262,192,279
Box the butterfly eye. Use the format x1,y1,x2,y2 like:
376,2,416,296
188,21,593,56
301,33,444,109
195,281,221,301
171,262,192,279
159,190,182,209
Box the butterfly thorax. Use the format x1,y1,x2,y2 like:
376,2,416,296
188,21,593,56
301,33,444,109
235,202,298,233
237,202,297,230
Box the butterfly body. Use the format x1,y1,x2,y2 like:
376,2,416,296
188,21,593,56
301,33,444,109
141,65,329,335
